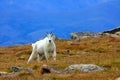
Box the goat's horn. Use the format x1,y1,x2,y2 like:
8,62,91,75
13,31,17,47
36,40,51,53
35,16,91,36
50,32,53,34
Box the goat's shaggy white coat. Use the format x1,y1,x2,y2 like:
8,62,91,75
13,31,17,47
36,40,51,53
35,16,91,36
27,34,56,64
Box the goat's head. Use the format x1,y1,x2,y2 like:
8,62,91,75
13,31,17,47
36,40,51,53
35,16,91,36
46,33,54,43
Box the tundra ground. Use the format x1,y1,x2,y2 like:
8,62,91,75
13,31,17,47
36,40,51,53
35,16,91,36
0,36,120,80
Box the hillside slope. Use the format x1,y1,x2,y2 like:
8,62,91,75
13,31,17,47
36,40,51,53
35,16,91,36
0,36,120,80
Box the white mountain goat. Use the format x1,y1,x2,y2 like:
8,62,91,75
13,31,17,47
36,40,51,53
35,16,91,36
27,33,56,64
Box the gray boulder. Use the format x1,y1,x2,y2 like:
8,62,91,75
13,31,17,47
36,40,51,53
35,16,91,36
41,64,68,74
65,64,106,72
70,32,95,40
0,72,17,77
94,27,120,37
11,66,34,73
115,31,120,35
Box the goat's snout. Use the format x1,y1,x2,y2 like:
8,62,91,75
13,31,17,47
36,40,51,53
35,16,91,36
49,40,51,43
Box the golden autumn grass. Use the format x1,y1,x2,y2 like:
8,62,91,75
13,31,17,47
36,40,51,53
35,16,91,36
0,36,120,80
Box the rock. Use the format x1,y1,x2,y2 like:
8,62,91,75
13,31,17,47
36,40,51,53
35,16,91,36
65,64,106,72
11,66,34,73
41,65,68,74
115,77,120,80
81,51,89,54
0,72,17,77
103,26,120,34
70,33,80,40
109,34,120,38
70,32,95,40
40,64,106,74
97,32,119,38
115,31,120,35
97,32,111,36
96,27,120,37
0,67,33,77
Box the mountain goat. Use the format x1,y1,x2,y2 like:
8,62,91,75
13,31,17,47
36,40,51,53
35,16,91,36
27,33,56,64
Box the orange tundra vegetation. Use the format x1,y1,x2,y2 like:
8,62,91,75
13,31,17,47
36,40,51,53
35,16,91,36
0,36,120,80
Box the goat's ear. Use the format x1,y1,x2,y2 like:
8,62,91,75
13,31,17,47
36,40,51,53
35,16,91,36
50,32,53,35
51,33,54,36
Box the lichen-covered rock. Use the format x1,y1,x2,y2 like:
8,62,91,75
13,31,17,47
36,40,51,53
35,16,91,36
40,64,106,74
11,66,34,73
41,64,68,74
0,67,33,77
0,72,17,77
65,64,106,72
70,32,95,40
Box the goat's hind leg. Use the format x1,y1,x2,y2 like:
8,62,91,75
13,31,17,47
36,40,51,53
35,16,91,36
27,51,37,64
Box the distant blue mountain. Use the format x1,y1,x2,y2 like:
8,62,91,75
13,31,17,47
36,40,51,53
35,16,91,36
0,0,120,46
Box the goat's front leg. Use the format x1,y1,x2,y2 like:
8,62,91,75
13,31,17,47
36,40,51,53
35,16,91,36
37,53,43,62
53,43,56,60
44,51,49,62
53,50,56,60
